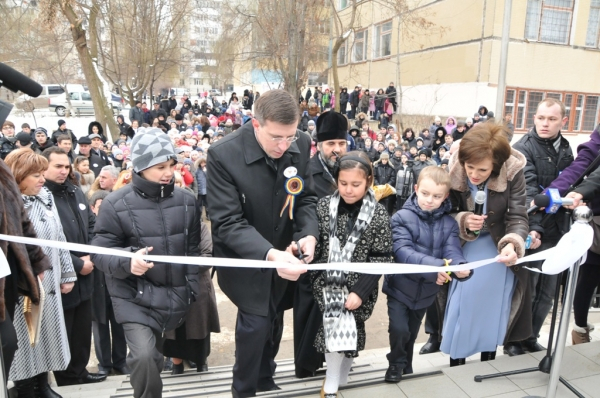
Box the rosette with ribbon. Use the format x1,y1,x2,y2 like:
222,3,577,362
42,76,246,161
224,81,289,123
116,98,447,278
280,176,304,220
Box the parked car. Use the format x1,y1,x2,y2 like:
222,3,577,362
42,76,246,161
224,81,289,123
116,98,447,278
209,89,221,96
49,91,122,116
15,84,85,110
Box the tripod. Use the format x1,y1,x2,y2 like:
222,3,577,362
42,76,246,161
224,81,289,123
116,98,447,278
474,207,593,398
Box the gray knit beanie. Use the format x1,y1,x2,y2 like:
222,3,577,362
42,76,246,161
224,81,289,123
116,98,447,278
131,128,177,173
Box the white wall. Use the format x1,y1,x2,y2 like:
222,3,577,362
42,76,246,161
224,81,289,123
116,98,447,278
401,82,498,119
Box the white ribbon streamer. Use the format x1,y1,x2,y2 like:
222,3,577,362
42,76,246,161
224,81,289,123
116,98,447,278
0,224,592,276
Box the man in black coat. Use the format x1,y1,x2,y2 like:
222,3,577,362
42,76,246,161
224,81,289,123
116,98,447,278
295,111,348,378
208,90,318,397
509,98,573,356
349,86,360,119
41,147,107,386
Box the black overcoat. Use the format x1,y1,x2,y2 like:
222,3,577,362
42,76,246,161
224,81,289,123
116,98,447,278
207,122,318,316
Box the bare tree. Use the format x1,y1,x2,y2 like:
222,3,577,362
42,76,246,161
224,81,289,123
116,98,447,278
95,0,190,107
38,0,120,139
219,0,330,102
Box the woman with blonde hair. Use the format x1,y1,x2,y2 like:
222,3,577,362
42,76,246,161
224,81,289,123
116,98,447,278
112,170,132,191
73,156,95,195
5,148,77,398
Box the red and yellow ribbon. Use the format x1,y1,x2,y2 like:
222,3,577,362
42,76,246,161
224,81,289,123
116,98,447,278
280,176,304,220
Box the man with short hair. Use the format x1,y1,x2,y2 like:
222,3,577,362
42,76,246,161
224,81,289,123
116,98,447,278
89,134,111,167
348,86,360,119
0,121,16,159
150,102,167,120
56,135,75,163
32,127,53,152
98,166,119,192
510,98,573,356
208,89,318,397
77,136,104,177
20,123,32,139
41,146,106,386
129,101,144,125
52,119,77,145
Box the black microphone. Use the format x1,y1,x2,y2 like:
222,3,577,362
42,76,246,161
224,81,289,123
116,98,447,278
474,191,486,216
0,63,43,97
528,194,550,214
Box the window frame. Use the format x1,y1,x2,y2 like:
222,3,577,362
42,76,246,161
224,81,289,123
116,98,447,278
352,29,368,63
524,0,575,45
586,0,600,48
373,20,393,59
505,87,600,132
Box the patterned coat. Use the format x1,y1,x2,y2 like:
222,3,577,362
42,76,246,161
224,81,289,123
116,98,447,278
10,187,77,381
310,195,393,356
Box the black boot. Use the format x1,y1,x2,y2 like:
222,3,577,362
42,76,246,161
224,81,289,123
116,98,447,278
36,372,62,398
419,334,441,355
449,357,465,367
13,377,37,398
171,362,184,375
480,351,497,362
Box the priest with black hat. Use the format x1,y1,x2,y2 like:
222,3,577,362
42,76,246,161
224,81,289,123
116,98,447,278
294,110,349,378
308,111,350,199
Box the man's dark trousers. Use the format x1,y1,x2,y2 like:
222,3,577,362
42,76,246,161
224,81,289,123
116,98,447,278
54,299,93,385
93,288,127,372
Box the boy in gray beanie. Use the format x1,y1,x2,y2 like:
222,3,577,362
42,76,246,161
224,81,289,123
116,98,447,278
130,128,177,173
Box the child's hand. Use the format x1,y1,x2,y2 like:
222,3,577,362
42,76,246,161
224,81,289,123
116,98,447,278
436,272,452,285
345,292,362,310
454,270,471,279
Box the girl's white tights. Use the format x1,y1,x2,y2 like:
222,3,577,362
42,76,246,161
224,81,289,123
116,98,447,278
324,352,354,393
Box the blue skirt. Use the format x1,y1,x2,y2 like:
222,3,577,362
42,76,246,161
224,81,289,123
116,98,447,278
440,233,516,359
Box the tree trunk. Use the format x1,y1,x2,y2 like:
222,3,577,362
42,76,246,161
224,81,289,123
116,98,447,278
331,39,342,113
61,2,120,141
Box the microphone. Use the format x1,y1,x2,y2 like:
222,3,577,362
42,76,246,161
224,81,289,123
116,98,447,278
543,188,574,214
474,191,486,216
0,63,43,97
528,194,550,214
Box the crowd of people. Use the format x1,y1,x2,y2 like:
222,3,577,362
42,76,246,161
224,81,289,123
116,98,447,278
0,87,598,398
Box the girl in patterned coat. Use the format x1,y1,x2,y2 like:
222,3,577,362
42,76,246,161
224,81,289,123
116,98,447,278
308,151,393,398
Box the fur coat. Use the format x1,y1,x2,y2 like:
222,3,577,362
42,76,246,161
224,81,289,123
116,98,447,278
0,160,50,320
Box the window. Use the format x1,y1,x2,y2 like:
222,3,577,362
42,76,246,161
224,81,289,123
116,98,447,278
318,45,328,62
586,0,600,47
504,89,515,120
81,92,91,101
180,79,185,86
516,91,527,129
526,91,544,128
195,65,202,72
353,30,368,62
317,20,330,35
337,42,347,65
69,92,80,101
180,65,186,73
525,0,574,44
48,86,64,95
339,0,348,9
194,78,202,86
583,96,599,131
374,21,392,58
506,88,600,131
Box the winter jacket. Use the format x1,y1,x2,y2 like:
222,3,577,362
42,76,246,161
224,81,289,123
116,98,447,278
375,94,387,109
420,133,433,149
360,145,380,163
548,127,600,215
374,162,396,186
385,86,397,104
358,93,370,110
51,128,77,145
452,127,467,142
512,127,573,239
349,90,360,107
395,166,415,200
91,173,201,333
444,117,457,135
129,106,144,125
44,179,95,309
0,137,16,160
443,148,531,344
339,91,349,106
384,194,467,310
429,123,442,136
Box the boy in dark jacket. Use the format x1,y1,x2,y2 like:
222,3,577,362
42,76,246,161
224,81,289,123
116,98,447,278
383,166,471,382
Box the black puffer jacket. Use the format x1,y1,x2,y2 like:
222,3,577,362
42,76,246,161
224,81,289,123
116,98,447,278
44,179,96,310
513,128,573,239
374,161,396,186
91,173,201,333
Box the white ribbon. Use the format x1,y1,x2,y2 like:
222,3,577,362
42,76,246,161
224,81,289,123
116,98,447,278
0,223,592,276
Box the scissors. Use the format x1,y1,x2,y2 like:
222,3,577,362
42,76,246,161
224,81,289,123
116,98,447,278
294,241,307,264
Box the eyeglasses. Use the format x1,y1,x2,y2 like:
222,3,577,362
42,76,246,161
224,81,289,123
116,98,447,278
2,126,14,130
269,134,299,143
